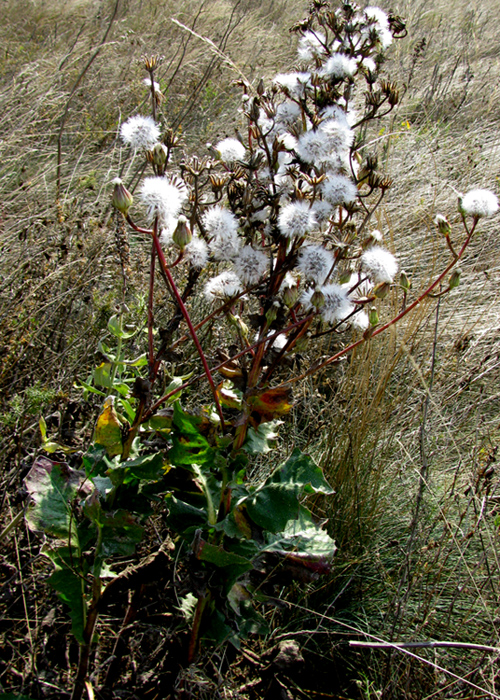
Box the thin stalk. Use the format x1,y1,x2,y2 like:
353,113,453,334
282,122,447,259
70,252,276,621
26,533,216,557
71,527,103,700
275,223,476,389
148,239,156,374
151,225,226,429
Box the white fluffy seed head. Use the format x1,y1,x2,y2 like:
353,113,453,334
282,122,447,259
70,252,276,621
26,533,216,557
139,177,187,224
321,175,358,206
361,246,398,284
204,271,243,302
364,6,393,49
233,245,268,286
278,201,317,239
273,72,311,97
297,245,334,285
184,236,209,269
320,53,358,80
120,115,160,151
203,206,238,239
459,189,499,218
297,30,326,61
215,138,245,164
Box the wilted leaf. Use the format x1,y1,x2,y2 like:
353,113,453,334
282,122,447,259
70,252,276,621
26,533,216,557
246,386,293,424
25,456,87,540
95,397,123,457
217,381,242,410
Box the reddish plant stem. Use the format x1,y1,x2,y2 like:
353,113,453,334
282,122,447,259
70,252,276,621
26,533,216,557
148,238,156,375
144,313,316,420
151,226,226,429
275,223,476,389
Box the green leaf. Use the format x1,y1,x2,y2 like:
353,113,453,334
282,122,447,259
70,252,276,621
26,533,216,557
245,482,298,532
83,444,114,478
264,507,337,558
75,379,106,397
100,510,144,556
240,449,333,533
202,606,240,649
165,494,208,536
108,314,136,339
195,539,253,571
244,420,282,455
44,545,86,644
270,448,334,495
169,402,214,469
115,452,165,484
25,456,85,540
93,362,114,389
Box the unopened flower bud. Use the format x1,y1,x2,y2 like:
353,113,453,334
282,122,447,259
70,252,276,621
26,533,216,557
256,77,265,96
338,269,352,285
449,267,461,290
369,306,379,326
435,214,451,237
172,216,192,250
400,270,410,291
112,178,133,215
149,142,168,168
374,281,390,299
283,283,300,308
265,300,280,324
310,287,325,309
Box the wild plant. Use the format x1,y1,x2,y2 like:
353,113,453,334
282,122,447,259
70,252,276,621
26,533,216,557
23,2,498,697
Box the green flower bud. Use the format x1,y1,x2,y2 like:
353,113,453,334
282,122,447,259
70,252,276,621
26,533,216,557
265,300,280,324
369,306,379,326
400,270,410,291
283,283,300,308
435,214,451,237
374,281,390,299
172,216,192,250
150,142,168,168
112,178,133,215
449,267,461,290
310,287,325,309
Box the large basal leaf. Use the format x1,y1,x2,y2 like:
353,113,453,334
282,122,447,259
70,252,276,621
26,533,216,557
270,448,334,495
100,510,144,556
165,494,208,536
238,449,334,533
245,483,299,533
169,402,215,469
264,507,337,557
44,545,86,644
114,452,165,484
25,456,87,540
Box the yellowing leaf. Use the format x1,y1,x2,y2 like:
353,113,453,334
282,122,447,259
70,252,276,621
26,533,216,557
247,386,293,425
95,397,123,457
